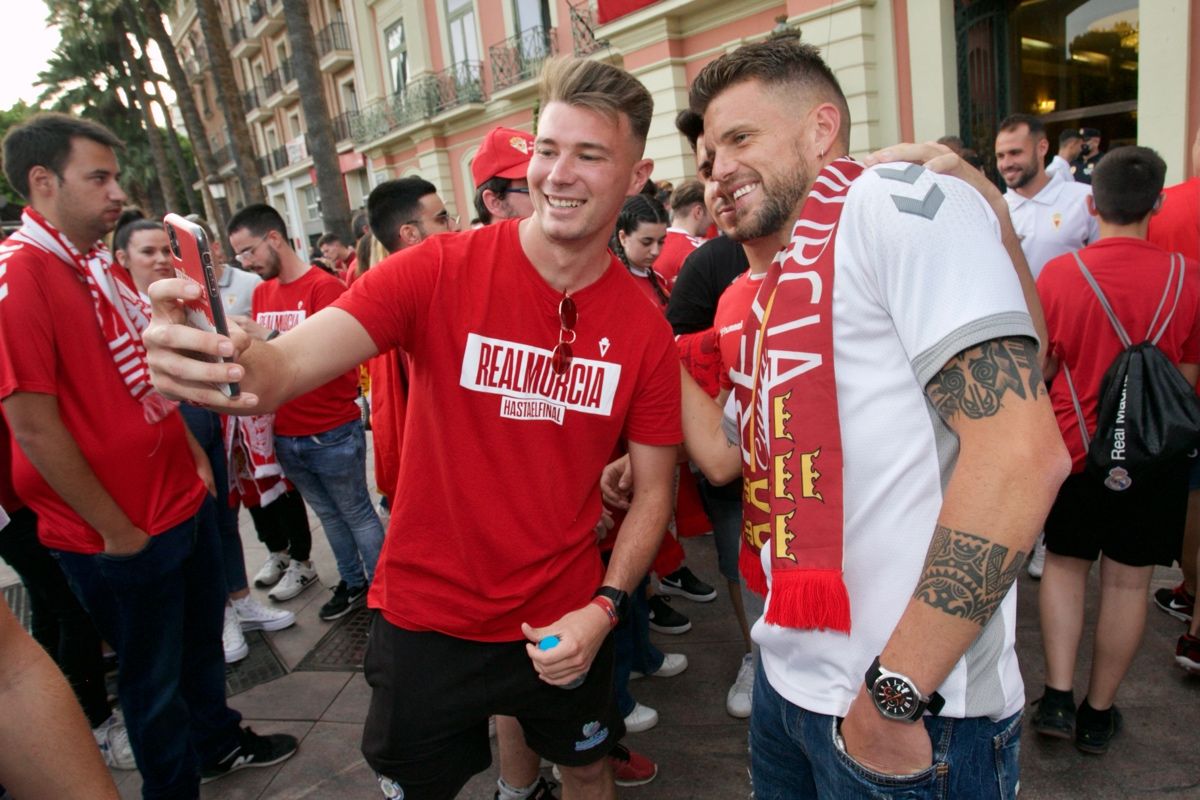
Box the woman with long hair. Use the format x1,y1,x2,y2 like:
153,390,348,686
612,194,671,310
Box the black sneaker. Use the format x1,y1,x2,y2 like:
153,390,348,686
659,566,717,602
1030,692,1075,739
1153,582,1195,623
201,726,298,782
493,776,559,800
1076,705,1122,755
647,594,691,634
319,581,367,621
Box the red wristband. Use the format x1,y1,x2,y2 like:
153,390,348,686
590,596,619,629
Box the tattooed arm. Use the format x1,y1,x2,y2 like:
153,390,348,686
840,335,1070,775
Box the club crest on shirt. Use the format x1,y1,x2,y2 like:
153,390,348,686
460,332,621,424
1052,212,1063,230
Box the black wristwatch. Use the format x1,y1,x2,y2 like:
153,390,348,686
592,586,630,625
865,656,944,722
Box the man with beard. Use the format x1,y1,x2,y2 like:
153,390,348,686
996,114,1097,278
679,38,1068,797
0,113,297,798
229,203,385,622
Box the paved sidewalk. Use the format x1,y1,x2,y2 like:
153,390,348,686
5,476,1200,798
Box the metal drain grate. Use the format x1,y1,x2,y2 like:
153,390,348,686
226,631,288,696
1,582,31,631
294,606,371,671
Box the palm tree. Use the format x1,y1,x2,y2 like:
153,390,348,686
137,0,229,233
195,0,265,204
281,0,352,240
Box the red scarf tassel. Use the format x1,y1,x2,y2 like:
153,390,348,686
764,568,851,633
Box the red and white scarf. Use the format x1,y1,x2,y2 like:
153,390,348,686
10,208,176,423
736,158,864,633
224,414,288,509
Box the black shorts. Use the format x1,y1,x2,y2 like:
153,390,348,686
361,614,623,800
1043,467,1187,567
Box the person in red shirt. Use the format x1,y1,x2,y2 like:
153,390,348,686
228,203,385,623
654,179,711,287
612,194,671,310
472,126,536,225
319,231,358,285
145,57,679,800
1033,146,1200,754
0,112,296,796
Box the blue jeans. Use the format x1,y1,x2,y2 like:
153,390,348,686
180,405,247,594
695,471,743,583
613,575,664,717
750,661,1021,800
274,418,383,587
54,498,242,800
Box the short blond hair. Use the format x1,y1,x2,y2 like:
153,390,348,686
538,57,653,147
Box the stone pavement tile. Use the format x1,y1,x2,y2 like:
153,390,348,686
228,670,352,721
633,638,752,728
264,584,342,672
257,721,379,800
323,672,371,723
623,722,752,799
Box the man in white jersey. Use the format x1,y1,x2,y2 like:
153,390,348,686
996,113,1098,277
680,37,1069,798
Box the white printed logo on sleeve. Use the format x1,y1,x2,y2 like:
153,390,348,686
460,333,621,425
256,310,306,333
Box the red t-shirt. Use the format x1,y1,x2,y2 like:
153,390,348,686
656,229,703,287
253,267,360,436
1149,178,1200,261
1038,237,1200,472
0,416,24,513
340,250,360,286
627,266,670,312
333,219,682,641
0,241,206,552
714,269,766,392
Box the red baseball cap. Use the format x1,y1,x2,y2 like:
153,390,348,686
472,126,535,186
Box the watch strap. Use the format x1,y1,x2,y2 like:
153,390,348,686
591,586,628,625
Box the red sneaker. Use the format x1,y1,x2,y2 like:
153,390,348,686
609,744,657,787
1176,633,1200,673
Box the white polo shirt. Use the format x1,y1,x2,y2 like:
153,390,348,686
1005,177,1098,277
1046,155,1075,183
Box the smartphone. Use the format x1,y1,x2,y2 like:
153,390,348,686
162,213,240,397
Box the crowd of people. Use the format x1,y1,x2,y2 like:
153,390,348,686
0,31,1198,800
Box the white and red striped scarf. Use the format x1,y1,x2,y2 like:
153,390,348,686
736,158,863,633
223,414,287,509
11,208,176,423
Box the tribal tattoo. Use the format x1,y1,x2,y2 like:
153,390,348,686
913,525,1027,626
925,337,1043,422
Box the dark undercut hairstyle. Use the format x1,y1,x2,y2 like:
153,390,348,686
670,180,705,218
367,176,437,254
675,109,704,153
688,36,851,151
317,232,346,248
113,218,161,254
1058,129,1082,146
1091,146,1166,225
2,112,123,200
473,176,512,225
998,113,1046,140
227,202,289,241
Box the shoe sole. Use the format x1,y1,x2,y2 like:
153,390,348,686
1031,722,1073,740
268,576,319,602
726,701,752,718
253,575,283,588
657,582,717,603
319,593,366,622
1155,602,1193,623
648,621,692,635
224,644,250,664
614,764,658,787
239,614,297,633
201,748,298,783
623,716,658,733
1175,654,1200,673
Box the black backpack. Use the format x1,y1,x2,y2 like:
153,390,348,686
1061,251,1200,492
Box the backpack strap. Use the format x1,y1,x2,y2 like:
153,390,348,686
1060,361,1091,454
1072,251,1132,347
1149,253,1186,346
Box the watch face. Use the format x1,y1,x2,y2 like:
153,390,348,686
872,676,920,720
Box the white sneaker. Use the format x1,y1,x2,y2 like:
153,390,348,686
269,560,319,601
93,714,136,769
253,552,290,588
631,652,688,679
1028,534,1046,579
223,605,249,663
623,702,659,733
726,653,755,718
233,595,296,632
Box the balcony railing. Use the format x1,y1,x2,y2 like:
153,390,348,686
332,110,355,142
228,18,246,46
256,155,271,177
569,1,607,56
489,26,556,92
351,62,485,144
262,62,294,97
269,146,289,173
316,21,351,58
242,86,261,112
